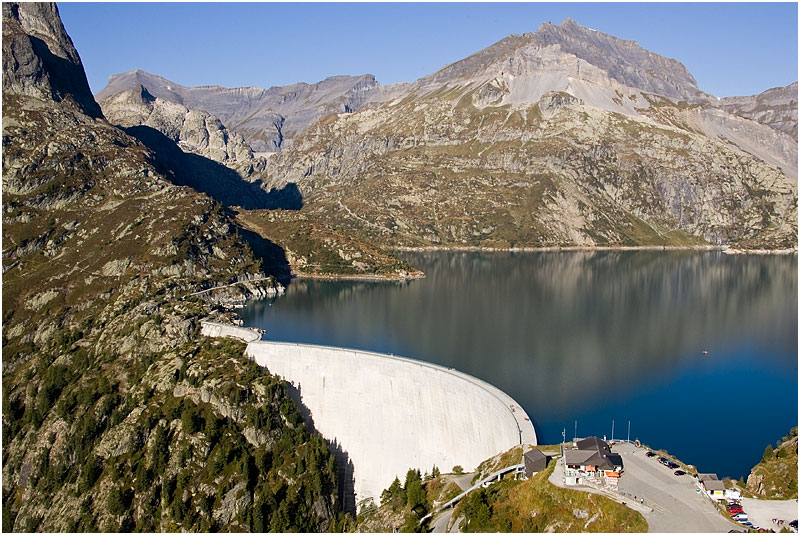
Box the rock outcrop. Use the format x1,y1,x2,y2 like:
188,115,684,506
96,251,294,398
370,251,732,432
746,430,798,499
96,69,382,152
719,82,798,140
2,2,101,118
99,84,266,178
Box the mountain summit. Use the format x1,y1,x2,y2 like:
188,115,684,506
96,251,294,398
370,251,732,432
416,18,702,104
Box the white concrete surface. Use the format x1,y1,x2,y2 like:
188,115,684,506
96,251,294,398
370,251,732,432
740,497,798,530
246,341,536,504
200,321,261,342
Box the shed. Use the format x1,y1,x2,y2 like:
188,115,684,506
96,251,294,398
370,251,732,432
523,449,548,478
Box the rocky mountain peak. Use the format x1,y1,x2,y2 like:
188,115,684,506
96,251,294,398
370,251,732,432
2,2,102,117
414,17,703,104
530,17,701,100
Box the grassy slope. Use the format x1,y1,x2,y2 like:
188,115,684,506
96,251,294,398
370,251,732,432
455,460,648,533
746,429,798,499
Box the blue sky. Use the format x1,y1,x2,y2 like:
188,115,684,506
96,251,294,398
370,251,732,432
59,2,797,98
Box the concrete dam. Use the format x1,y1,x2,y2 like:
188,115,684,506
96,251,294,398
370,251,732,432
245,341,537,507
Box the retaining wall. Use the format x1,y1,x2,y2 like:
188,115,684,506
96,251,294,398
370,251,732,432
200,321,261,343
246,341,536,505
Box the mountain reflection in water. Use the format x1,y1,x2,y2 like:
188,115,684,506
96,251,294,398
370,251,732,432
241,251,797,480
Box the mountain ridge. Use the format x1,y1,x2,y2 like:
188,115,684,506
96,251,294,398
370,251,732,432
93,17,797,251
96,69,382,152
96,18,796,169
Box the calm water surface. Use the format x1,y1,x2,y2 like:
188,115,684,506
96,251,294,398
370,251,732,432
241,251,798,480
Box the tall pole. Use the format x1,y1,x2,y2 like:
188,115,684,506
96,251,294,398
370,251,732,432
574,420,578,441
627,420,631,443
612,419,615,441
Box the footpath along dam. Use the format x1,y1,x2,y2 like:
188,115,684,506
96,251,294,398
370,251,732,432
244,339,537,507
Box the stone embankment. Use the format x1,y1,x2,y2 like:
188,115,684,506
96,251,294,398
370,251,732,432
245,341,537,506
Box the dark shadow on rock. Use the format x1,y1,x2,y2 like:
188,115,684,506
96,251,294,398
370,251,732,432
286,382,357,516
22,32,103,118
123,125,303,211
235,225,292,283
260,181,303,210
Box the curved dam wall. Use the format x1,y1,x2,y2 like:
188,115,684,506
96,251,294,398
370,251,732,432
246,341,536,506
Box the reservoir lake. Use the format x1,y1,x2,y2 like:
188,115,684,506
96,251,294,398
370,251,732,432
240,250,798,480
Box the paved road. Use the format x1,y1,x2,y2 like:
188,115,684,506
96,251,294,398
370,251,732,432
452,474,474,491
613,442,734,532
431,508,453,533
740,497,798,530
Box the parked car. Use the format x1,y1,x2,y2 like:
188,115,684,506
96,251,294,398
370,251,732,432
658,457,669,465
646,451,656,457
666,461,679,469
728,509,744,515
674,470,686,476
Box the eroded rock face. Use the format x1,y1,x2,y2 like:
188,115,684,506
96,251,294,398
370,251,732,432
719,82,798,140
2,2,101,117
100,85,266,178
251,18,796,251
96,69,382,152
538,90,583,118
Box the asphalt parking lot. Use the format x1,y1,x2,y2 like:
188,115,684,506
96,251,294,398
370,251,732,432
612,442,734,532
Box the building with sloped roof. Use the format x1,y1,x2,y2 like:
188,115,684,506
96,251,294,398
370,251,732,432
697,473,741,500
562,436,623,486
523,448,549,478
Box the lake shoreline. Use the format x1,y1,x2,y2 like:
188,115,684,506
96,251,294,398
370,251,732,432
291,270,426,282
392,245,798,254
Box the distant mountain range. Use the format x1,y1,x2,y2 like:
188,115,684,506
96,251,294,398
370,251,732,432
97,69,383,152
97,17,798,250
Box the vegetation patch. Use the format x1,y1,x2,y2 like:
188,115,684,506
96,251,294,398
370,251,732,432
454,460,647,532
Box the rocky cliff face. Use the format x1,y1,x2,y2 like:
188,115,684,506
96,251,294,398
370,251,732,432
2,3,342,531
99,84,267,179
719,82,798,140
96,70,381,152
2,2,101,118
